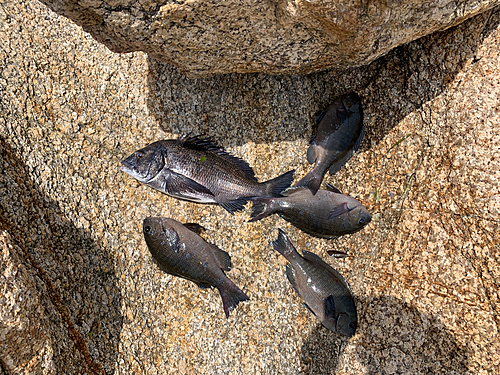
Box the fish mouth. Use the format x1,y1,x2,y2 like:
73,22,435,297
120,164,146,181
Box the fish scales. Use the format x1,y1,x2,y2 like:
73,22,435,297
271,229,357,336
297,92,364,195
250,185,371,238
143,217,249,318
121,136,295,213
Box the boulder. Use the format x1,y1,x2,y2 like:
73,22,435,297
1,0,499,373
39,0,499,77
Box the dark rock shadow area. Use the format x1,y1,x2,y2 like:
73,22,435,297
300,295,470,374
147,8,499,149
0,136,123,374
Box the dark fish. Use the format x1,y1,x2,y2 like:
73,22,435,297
297,92,364,194
121,136,295,214
250,184,371,239
270,229,357,337
143,217,249,318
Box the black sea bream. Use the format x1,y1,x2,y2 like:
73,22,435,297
121,136,294,213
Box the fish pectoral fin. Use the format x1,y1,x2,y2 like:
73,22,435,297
182,223,205,234
285,264,298,291
325,183,342,194
323,295,337,320
165,170,215,200
302,303,317,317
219,198,249,214
306,144,316,164
327,203,349,219
211,244,232,271
315,109,327,125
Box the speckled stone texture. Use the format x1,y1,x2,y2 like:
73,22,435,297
1,1,499,374
38,0,500,77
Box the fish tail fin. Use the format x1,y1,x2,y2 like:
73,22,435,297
249,198,275,222
270,228,297,260
219,280,250,318
296,168,323,195
262,170,295,197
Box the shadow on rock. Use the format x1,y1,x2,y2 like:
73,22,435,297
0,137,123,374
147,9,498,148
300,295,470,374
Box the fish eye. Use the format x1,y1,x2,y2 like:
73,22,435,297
349,322,356,329
144,225,151,233
136,151,145,158
358,218,366,225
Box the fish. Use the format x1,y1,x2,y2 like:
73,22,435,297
297,92,364,195
121,135,295,214
143,217,249,318
270,229,357,337
250,184,371,239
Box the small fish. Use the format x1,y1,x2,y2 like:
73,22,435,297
270,229,357,337
143,217,249,317
250,184,371,239
121,136,295,214
297,92,364,194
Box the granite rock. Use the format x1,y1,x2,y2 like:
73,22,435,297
0,0,499,374
38,0,500,77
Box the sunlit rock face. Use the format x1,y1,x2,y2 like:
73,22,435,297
39,0,499,77
1,1,499,374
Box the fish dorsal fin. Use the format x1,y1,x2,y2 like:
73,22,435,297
281,186,312,196
183,223,205,234
302,250,352,292
328,121,365,175
327,203,349,219
210,244,232,271
325,183,342,194
181,135,257,181
323,295,337,320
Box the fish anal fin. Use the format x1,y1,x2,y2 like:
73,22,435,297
323,295,337,320
327,203,349,219
211,244,232,271
195,281,212,289
219,198,249,214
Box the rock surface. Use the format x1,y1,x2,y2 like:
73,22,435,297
38,0,500,77
1,0,499,374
